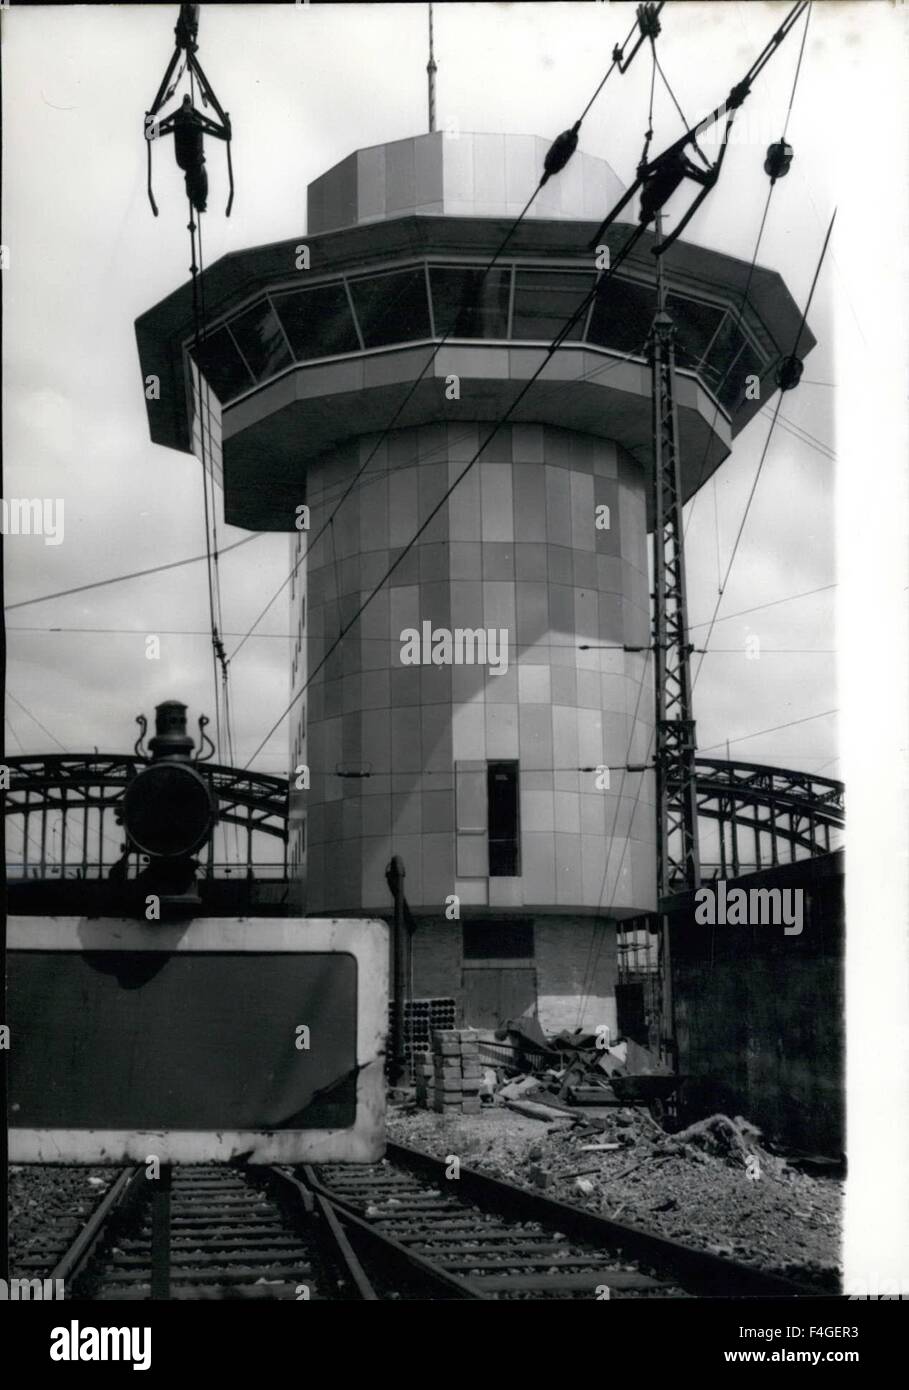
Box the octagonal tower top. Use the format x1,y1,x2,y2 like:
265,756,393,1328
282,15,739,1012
307,131,626,234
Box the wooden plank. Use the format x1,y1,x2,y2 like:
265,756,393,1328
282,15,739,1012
104,1264,315,1284
419,1246,571,1262
374,1221,516,1235
444,1255,650,1273
411,1239,566,1254
167,1214,284,1226
97,1283,313,1301
109,1250,313,1268
505,1099,580,1124
470,1270,669,1293
120,1239,306,1254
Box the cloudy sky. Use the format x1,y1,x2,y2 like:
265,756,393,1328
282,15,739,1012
0,0,892,792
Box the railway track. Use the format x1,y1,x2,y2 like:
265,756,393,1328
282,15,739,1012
43,1164,377,1301
305,1140,815,1300
30,1142,814,1300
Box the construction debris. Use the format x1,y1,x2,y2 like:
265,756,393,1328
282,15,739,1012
473,1021,679,1120
386,1101,842,1291
663,1114,763,1167
504,1098,576,1126
498,1075,543,1103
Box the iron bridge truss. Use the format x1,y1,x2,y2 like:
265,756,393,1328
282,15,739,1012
618,757,844,1007
690,756,844,885
3,754,288,882
2,753,842,888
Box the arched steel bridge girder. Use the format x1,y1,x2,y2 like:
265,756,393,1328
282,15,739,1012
684,756,843,881
2,753,843,870
692,757,844,823
1,755,289,842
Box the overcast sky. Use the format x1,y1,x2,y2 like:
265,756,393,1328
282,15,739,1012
0,1,889,784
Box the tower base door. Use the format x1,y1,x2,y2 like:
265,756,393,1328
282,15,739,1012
462,967,537,1032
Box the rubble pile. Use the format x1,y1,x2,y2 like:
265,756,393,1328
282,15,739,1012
386,1102,841,1289
389,1019,842,1289
474,1021,679,1117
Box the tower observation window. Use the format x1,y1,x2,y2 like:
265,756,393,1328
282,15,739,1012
272,283,360,361
702,316,765,411
230,299,294,382
189,325,254,403
587,275,656,355
512,269,596,341
487,761,520,877
347,267,431,348
190,259,767,413
429,266,510,338
665,293,726,368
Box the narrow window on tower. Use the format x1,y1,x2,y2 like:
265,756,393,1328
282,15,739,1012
487,761,520,877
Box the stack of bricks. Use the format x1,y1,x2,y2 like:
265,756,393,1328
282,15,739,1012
415,1029,482,1114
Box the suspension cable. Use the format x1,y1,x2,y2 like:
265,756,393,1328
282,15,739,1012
692,209,835,691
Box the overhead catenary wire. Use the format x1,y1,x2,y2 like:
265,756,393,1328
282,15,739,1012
577,577,838,1003
698,708,838,754
4,626,836,655
138,35,242,868
577,3,816,1018
197,268,242,871
677,347,837,461
189,203,224,763
574,642,654,1027
759,408,836,461
7,691,68,753
692,209,836,691
688,581,836,630
576,9,653,126
651,45,710,171
682,182,775,540
7,569,835,641
683,0,814,535
781,0,812,143
4,716,25,754
3,695,132,858
182,79,240,866
573,690,840,1024
573,20,821,968
4,532,262,613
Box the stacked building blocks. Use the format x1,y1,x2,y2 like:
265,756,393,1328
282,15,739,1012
415,1029,483,1114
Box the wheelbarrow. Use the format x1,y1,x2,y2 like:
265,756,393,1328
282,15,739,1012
609,1072,683,1124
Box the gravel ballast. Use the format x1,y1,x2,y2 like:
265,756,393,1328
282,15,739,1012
387,1103,841,1291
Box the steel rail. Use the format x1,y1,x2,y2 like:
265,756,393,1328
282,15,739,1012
302,1165,481,1300
40,1164,377,1301
352,1140,817,1298
48,1167,145,1289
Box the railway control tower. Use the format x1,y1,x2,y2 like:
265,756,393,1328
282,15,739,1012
136,130,811,1033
